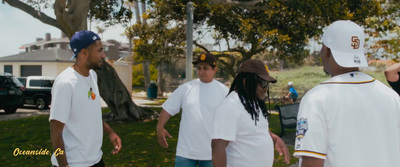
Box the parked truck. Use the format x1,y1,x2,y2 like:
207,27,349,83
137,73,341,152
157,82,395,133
18,76,54,110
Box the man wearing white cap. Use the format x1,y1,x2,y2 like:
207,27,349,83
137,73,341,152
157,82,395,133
293,20,400,167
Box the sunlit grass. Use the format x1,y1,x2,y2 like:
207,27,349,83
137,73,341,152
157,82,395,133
268,65,388,100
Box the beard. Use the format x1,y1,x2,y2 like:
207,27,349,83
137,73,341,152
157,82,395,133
88,58,104,70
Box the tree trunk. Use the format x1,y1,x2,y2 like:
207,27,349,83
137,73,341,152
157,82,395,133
157,63,164,97
140,2,151,91
95,61,150,121
279,58,285,70
143,60,151,90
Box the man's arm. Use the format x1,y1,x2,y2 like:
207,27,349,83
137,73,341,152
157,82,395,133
212,139,230,167
285,92,292,99
301,156,324,167
103,122,121,154
50,120,68,167
270,131,290,164
156,109,173,148
385,63,400,82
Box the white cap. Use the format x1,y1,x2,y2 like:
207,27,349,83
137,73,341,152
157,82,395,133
288,81,293,86
322,20,368,67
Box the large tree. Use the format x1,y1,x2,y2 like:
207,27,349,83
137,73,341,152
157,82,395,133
2,0,150,121
129,11,186,95
141,0,382,77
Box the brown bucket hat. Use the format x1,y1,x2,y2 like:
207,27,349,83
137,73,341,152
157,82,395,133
238,59,277,83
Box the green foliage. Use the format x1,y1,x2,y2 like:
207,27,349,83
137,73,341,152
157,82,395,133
365,1,400,60
142,0,382,78
0,110,296,166
127,2,186,66
132,64,158,87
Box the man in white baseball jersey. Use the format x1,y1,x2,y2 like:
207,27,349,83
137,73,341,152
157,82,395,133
157,53,229,167
294,20,400,167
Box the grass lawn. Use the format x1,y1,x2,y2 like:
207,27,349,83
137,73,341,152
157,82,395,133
0,107,298,167
268,65,387,101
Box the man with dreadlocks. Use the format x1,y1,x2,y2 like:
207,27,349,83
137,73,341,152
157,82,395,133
211,59,290,167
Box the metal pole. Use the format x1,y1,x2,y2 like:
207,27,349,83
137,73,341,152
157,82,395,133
185,2,194,82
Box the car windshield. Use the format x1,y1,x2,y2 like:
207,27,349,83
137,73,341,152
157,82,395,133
12,77,24,87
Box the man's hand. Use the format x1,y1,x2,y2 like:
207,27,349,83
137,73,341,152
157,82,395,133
157,127,172,148
270,132,290,164
103,122,121,154
108,132,121,154
156,110,173,148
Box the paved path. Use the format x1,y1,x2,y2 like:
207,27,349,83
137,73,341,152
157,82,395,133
0,92,161,121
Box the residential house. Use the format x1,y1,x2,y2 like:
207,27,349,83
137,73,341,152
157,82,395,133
0,32,133,93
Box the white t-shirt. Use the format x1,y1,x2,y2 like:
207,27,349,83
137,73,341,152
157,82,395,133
294,72,400,167
212,91,274,167
162,78,228,160
49,67,103,167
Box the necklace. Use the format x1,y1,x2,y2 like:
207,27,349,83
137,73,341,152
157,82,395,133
73,64,96,100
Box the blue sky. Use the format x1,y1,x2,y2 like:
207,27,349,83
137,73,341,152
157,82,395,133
0,4,129,57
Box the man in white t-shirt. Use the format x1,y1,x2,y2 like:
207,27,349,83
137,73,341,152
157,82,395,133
294,20,400,167
157,53,229,167
50,30,121,167
212,59,290,167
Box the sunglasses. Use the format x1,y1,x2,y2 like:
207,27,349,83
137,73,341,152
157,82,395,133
258,79,269,88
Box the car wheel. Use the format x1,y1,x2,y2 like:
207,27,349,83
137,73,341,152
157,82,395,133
35,97,47,110
4,107,17,114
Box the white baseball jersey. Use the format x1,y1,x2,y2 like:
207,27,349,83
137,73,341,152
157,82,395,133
294,72,400,167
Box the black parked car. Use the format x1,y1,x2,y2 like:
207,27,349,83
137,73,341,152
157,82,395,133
0,73,24,113
18,76,54,110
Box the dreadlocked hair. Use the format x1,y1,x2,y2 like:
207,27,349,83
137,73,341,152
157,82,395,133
228,72,270,125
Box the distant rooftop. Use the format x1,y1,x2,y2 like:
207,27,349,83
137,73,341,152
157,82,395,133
0,48,74,62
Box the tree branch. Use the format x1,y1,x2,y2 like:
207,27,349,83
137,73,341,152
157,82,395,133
193,40,210,53
3,0,64,31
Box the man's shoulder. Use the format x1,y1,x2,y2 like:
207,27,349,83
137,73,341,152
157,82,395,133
54,68,77,85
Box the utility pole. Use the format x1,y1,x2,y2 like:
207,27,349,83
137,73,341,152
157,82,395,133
185,2,194,82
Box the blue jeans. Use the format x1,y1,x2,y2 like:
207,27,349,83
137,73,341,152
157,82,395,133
175,156,213,167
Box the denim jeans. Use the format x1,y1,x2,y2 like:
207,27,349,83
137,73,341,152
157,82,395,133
175,156,213,167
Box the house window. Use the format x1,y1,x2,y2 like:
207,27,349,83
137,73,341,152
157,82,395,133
20,65,42,77
4,65,12,74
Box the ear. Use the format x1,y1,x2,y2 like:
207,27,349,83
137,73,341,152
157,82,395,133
322,45,333,59
213,66,218,73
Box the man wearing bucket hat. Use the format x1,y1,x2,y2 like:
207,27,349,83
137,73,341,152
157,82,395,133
50,30,121,167
294,20,400,167
157,53,228,167
212,59,290,167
